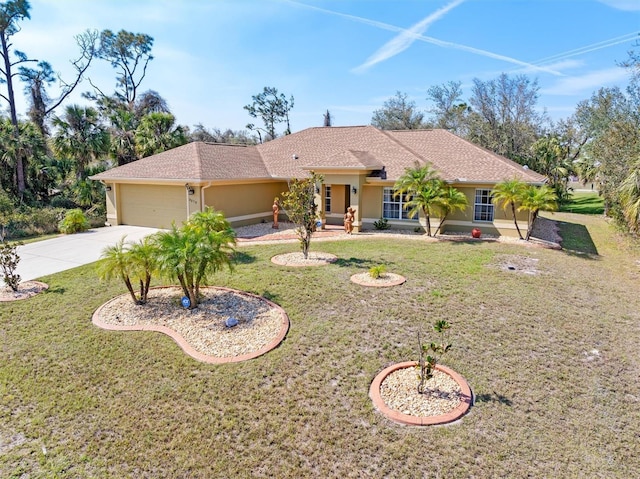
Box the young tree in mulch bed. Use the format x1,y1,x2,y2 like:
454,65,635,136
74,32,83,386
281,172,323,259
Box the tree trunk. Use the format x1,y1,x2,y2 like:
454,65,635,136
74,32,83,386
510,202,523,239
1,32,26,196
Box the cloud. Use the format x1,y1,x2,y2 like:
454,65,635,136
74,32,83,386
541,67,631,95
597,0,640,11
353,0,465,72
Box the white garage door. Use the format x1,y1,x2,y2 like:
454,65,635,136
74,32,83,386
119,184,188,228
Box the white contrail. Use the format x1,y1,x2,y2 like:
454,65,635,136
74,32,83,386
353,0,465,72
284,0,563,76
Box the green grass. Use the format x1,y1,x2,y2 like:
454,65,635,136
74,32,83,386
2,215,640,477
560,191,605,215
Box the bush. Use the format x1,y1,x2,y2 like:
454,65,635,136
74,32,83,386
0,241,21,292
5,207,65,239
373,218,390,230
59,209,90,234
368,265,386,279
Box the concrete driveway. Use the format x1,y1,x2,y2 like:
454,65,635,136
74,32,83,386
16,225,161,282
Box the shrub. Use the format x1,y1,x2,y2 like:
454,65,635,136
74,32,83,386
368,265,386,279
59,209,90,234
0,241,21,292
5,207,65,239
373,218,390,230
416,320,452,395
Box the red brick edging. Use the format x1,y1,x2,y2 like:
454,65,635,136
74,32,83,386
350,273,406,287
369,361,473,426
92,286,289,364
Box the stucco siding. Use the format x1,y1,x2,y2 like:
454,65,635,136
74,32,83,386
205,182,288,226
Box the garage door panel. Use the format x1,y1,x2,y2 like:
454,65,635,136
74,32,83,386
120,185,187,228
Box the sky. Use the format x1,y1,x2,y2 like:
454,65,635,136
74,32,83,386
7,0,640,135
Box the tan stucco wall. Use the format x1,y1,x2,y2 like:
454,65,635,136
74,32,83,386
204,181,288,226
119,184,188,228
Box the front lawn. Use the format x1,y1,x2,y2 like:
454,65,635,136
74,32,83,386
1,214,639,478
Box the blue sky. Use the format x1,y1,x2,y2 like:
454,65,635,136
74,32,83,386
10,0,640,134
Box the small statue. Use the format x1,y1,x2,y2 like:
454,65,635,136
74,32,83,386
344,206,355,234
272,197,280,229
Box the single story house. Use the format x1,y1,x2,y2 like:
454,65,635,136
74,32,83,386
90,125,546,236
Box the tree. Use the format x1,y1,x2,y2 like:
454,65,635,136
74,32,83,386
492,178,527,240
517,185,558,240
153,208,236,309
426,81,469,135
244,86,294,142
432,185,468,236
134,112,188,158
530,136,574,203
52,105,109,180
18,30,99,136
466,73,544,163
92,29,154,108
97,236,139,304
371,91,425,130
393,163,443,236
281,172,323,259
0,0,34,196
127,236,156,304
189,124,256,145
619,166,640,234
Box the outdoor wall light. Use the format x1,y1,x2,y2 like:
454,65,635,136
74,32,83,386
352,186,357,195
315,186,320,194
105,186,112,191
185,183,195,195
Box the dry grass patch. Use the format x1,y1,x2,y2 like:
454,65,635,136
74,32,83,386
1,213,640,477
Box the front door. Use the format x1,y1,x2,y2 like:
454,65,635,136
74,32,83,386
344,184,351,211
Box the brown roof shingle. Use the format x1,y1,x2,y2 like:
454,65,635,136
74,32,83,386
91,126,546,185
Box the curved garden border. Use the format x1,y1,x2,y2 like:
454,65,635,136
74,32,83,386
369,361,472,426
92,286,289,364
350,272,406,287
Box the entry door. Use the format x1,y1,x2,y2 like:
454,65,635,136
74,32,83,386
344,184,351,210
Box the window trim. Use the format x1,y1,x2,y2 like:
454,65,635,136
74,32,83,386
473,188,494,222
382,187,416,221
324,185,331,213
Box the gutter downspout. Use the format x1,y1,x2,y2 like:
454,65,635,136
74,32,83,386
201,182,214,211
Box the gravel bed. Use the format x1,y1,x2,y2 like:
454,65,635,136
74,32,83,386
96,287,284,358
380,367,463,417
271,251,338,266
0,281,48,302
350,272,405,287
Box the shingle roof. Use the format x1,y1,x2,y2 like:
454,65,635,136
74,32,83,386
91,141,271,182
91,126,546,184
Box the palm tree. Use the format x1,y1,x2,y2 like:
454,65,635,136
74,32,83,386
492,178,527,240
52,105,109,181
128,236,157,304
393,163,443,236
433,186,468,236
97,236,138,304
517,185,558,240
153,208,236,308
134,112,188,158
619,166,640,233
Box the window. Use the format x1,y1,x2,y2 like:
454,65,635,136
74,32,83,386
324,186,331,213
382,187,413,220
474,189,494,222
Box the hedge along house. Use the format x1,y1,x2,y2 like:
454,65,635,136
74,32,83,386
90,125,546,236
